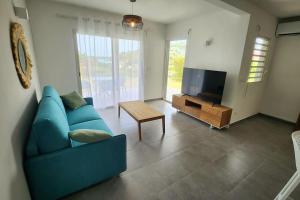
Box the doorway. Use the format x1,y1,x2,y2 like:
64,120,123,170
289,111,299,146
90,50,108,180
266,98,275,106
165,40,187,102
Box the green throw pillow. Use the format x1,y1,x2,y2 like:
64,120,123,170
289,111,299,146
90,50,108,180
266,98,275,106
61,91,87,110
69,129,112,143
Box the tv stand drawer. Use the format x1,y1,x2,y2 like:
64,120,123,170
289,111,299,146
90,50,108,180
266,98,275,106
183,106,201,118
202,105,222,117
200,111,221,127
172,95,184,109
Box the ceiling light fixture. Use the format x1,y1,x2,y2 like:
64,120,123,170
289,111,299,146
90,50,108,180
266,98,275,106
122,0,143,31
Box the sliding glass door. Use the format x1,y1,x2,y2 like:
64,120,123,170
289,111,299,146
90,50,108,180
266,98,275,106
76,33,143,109
165,40,187,101
76,34,113,108
118,39,143,102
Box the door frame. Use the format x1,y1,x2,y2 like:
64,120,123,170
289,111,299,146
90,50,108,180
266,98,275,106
162,40,171,102
72,29,83,96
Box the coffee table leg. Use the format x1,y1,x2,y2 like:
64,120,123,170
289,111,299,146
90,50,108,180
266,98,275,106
162,116,165,134
138,122,142,141
118,105,121,118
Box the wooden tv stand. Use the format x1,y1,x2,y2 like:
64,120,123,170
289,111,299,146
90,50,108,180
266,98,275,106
172,94,232,129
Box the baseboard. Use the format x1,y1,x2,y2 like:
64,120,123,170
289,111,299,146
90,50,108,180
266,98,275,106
258,113,295,125
142,100,296,127
230,113,261,126
230,113,295,127
144,97,164,102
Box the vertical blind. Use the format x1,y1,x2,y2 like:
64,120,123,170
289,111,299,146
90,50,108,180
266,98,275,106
247,37,270,83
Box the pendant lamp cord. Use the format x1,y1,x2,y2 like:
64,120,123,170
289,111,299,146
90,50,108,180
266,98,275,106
131,1,133,15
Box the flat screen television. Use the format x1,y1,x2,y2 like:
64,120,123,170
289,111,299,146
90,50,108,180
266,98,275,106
181,68,227,104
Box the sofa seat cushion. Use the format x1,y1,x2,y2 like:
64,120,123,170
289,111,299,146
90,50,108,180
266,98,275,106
70,119,113,135
66,105,101,125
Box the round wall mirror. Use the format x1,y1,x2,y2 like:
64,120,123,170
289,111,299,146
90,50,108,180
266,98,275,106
18,40,27,73
11,23,33,89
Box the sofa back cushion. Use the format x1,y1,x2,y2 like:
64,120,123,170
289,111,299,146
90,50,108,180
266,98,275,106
42,85,67,117
31,97,70,154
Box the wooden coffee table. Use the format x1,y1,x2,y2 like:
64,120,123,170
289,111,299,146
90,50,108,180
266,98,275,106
118,101,165,141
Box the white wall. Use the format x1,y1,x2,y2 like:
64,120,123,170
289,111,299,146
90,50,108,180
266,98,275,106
0,0,41,199
27,0,278,123
166,9,250,122
202,0,278,122
261,35,300,122
27,0,166,100
166,0,278,123
144,23,166,100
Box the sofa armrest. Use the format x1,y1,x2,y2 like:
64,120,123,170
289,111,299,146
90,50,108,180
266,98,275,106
84,97,93,106
24,134,126,200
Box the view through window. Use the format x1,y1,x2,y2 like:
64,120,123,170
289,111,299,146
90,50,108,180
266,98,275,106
166,40,187,101
76,33,143,108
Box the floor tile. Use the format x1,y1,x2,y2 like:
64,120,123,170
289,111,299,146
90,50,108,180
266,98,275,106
63,101,299,200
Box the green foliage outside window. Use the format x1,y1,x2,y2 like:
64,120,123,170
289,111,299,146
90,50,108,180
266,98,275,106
167,40,186,90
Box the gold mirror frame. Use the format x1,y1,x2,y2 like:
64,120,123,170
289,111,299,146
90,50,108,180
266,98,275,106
11,23,33,89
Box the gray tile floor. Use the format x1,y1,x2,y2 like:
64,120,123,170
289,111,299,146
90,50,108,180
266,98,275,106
64,100,300,200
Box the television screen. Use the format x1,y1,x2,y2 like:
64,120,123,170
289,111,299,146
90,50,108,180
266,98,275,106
181,68,227,104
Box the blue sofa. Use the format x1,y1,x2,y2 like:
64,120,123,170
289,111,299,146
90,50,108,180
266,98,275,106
24,86,127,200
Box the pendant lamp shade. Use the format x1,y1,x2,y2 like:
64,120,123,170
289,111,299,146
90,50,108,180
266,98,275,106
122,0,143,31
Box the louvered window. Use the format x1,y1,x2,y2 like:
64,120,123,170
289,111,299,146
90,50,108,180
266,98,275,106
247,37,270,83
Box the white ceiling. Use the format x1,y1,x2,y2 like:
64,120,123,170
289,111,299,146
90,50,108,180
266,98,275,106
250,0,300,18
48,0,220,24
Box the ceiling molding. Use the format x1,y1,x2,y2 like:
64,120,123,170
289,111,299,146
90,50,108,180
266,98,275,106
48,0,224,24
249,0,300,18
